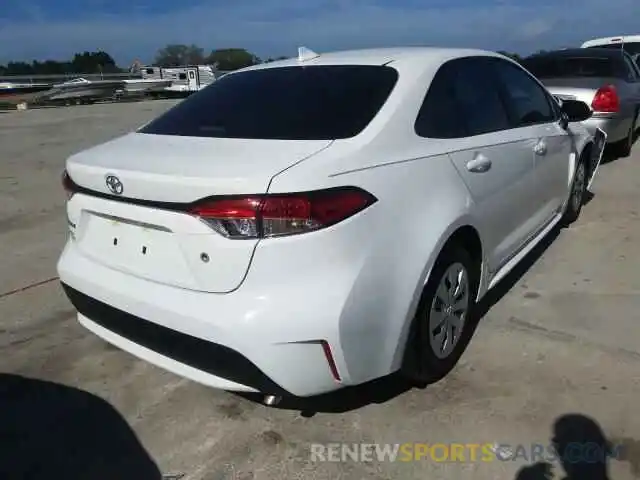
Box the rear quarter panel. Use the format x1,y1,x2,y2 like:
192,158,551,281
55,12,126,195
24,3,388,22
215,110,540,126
264,142,479,383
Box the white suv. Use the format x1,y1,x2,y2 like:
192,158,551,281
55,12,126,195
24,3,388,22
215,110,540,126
58,47,600,401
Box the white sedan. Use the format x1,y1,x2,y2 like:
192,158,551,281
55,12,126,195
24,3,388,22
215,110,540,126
57,47,602,401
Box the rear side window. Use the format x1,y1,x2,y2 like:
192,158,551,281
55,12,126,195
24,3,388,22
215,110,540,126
139,65,399,140
449,58,511,136
415,62,466,138
522,56,618,78
415,57,511,138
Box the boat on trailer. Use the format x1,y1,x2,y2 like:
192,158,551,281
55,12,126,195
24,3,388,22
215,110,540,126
40,78,125,104
0,81,52,104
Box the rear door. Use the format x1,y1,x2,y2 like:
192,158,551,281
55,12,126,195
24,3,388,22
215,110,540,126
490,57,572,222
418,57,541,272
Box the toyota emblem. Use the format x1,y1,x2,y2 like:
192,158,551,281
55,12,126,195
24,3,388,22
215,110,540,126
105,175,123,195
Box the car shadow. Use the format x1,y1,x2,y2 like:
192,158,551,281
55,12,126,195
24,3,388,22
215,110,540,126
0,373,162,480
236,222,569,416
512,413,637,480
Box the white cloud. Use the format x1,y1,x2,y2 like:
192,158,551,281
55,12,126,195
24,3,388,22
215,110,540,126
0,0,638,64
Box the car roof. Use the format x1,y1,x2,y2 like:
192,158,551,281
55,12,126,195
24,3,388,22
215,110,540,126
235,46,506,73
524,48,625,60
582,35,640,47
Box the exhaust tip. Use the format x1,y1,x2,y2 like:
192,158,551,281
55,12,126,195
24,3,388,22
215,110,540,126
263,395,282,406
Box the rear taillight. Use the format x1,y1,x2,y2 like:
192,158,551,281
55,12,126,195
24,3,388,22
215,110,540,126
189,187,377,239
62,169,78,200
591,85,620,113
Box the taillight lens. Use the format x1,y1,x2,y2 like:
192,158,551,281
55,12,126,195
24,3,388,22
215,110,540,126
62,169,78,200
591,85,620,113
189,187,377,239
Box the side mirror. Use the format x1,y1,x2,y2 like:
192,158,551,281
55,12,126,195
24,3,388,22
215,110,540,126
561,99,592,123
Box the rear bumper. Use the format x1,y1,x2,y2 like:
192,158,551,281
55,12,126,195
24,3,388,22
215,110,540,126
583,115,633,143
57,240,355,397
62,284,289,395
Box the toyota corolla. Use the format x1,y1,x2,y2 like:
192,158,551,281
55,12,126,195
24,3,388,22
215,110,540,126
57,47,601,402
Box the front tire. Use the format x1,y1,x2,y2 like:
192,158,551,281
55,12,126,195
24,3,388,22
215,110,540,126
401,243,479,384
562,156,587,226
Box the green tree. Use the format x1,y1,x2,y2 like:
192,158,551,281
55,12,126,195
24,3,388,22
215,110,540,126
70,51,119,73
0,51,121,76
263,55,290,63
205,48,260,70
4,61,34,75
497,51,523,63
154,44,205,67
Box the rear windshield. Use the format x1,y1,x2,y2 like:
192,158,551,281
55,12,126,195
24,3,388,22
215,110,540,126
522,56,618,78
139,65,399,140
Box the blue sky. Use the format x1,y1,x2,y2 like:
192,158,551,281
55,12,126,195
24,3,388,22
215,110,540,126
1,0,638,66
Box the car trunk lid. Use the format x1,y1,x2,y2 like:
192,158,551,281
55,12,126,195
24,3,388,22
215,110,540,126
66,132,332,202
539,77,621,106
65,132,332,293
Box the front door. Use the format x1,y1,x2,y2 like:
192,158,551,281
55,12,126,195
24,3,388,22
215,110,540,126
490,57,572,221
187,69,198,91
418,56,542,272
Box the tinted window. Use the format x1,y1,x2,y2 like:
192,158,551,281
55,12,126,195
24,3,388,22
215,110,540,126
140,65,399,140
622,55,639,80
415,63,466,138
522,55,618,78
586,42,640,56
449,58,511,136
492,59,556,126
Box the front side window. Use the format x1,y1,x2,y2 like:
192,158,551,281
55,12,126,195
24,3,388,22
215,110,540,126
491,59,556,127
140,65,399,140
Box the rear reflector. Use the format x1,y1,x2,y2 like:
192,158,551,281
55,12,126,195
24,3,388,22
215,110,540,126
320,340,342,382
591,85,620,113
189,187,377,239
62,169,78,199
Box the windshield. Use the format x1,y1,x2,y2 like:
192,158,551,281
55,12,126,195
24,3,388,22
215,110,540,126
522,55,619,78
139,65,399,140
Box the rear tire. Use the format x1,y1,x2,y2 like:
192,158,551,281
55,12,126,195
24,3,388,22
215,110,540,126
401,243,479,384
562,156,587,226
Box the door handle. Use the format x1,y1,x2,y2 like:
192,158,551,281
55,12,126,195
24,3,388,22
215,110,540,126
466,154,492,173
534,140,547,156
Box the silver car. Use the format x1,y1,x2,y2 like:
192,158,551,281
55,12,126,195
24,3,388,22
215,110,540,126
522,48,640,157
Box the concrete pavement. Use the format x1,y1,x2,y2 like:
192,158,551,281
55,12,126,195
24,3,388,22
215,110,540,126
1,101,639,480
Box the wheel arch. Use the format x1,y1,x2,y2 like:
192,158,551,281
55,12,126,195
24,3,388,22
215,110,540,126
391,220,486,371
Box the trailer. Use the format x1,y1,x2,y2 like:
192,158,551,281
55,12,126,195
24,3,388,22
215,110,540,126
141,65,220,97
